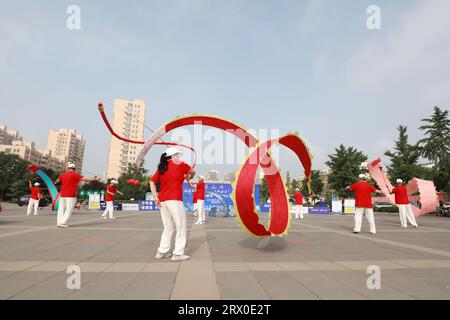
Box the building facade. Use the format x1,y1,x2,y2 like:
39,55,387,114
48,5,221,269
105,99,146,179
0,125,65,172
47,129,86,172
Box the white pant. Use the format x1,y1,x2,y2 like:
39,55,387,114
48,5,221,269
398,204,418,227
295,205,304,219
193,202,198,217
102,201,115,219
196,199,206,222
27,199,39,215
57,197,77,226
158,200,187,256
354,207,376,234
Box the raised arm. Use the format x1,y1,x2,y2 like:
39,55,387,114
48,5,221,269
81,177,99,183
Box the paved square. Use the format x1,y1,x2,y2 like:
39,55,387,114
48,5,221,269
1,203,450,300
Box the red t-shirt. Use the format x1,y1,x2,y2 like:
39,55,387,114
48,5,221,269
349,181,377,208
30,187,41,200
193,191,198,204
106,185,117,202
58,171,83,198
392,185,410,205
151,160,191,202
197,181,205,200
294,192,303,205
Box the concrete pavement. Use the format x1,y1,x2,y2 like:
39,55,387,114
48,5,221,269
0,203,450,300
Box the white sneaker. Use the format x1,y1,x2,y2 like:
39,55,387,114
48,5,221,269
154,251,172,259
171,254,190,262
34,214,39,216
57,224,69,228
353,230,360,234
401,225,407,228
413,225,419,228
369,231,376,235
110,217,116,220
201,221,206,224
101,216,108,220
194,221,201,225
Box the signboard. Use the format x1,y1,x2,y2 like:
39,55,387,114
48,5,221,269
308,207,332,214
182,182,260,212
138,200,157,211
332,200,343,213
88,194,101,210
122,203,140,211
344,199,356,214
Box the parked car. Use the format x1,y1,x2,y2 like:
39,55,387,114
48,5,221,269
373,201,398,212
17,195,50,207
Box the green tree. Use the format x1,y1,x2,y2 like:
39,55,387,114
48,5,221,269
418,107,450,192
290,178,299,195
326,144,368,198
285,171,292,194
260,176,270,202
418,107,450,165
117,163,149,201
385,125,423,184
0,153,31,201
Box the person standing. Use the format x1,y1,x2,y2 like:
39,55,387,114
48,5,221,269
294,188,304,220
54,163,98,228
190,175,206,224
27,181,41,216
346,174,382,235
390,179,418,228
150,148,195,262
101,180,123,220
192,189,198,217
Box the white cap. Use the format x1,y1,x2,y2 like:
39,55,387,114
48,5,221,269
359,174,367,180
34,182,40,187
68,163,76,169
165,147,182,157
396,179,403,184
296,188,300,191
198,175,205,180
111,180,117,184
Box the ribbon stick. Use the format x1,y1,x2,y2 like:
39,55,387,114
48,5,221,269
368,159,438,217
129,114,312,237
27,165,59,211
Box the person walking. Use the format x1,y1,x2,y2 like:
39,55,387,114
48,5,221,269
390,179,419,228
27,180,41,216
54,163,98,228
101,180,123,220
150,148,195,262
190,175,206,224
346,174,382,235
294,188,304,220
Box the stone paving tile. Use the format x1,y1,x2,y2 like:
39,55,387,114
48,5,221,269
29,261,78,272
104,262,147,273
216,272,270,300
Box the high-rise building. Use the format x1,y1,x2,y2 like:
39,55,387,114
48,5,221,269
47,129,86,172
105,99,146,179
0,125,65,172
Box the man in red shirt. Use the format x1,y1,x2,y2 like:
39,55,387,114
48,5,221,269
27,180,41,216
190,175,206,224
101,179,123,220
390,179,418,228
346,174,382,234
294,188,304,220
55,163,98,228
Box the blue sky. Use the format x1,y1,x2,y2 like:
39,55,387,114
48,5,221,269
1,0,449,178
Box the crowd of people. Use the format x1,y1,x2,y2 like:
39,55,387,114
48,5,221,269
24,147,422,263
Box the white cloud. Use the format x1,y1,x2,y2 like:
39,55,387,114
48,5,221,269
347,0,450,98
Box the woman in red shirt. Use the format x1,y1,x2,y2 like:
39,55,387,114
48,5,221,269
101,180,123,220
150,148,195,262
190,175,206,224
390,179,418,228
